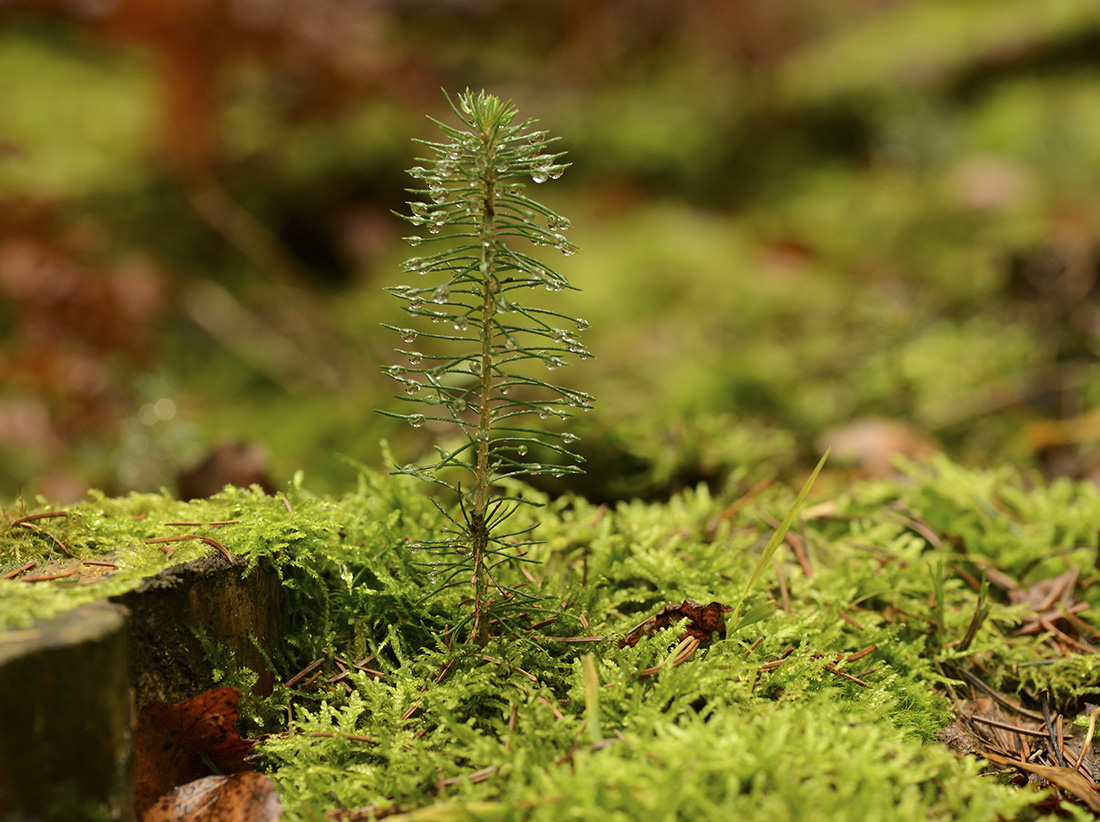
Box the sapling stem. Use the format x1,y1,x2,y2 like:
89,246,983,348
380,90,592,644
471,137,497,645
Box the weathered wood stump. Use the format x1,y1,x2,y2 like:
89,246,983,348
112,553,281,708
0,601,134,822
0,551,281,820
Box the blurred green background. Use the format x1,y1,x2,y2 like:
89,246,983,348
3,0,1100,502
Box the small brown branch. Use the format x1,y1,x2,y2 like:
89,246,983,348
773,557,790,612
15,520,73,557
639,635,699,677
1073,707,1100,771
758,645,796,671
438,765,499,788
285,656,327,688
555,737,621,767
143,534,234,562
824,664,871,687
164,520,243,527
474,654,538,683
760,512,812,578
839,611,865,631
972,717,1047,743
38,529,72,558
22,567,80,582
1,561,37,579
950,667,1044,721
1042,697,1069,768
10,511,67,527
845,644,878,663
711,478,772,526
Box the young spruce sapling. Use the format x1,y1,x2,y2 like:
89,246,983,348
380,90,592,644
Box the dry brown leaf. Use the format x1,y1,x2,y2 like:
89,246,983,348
818,418,936,478
982,751,1100,813
619,599,732,648
142,772,281,822
134,687,255,816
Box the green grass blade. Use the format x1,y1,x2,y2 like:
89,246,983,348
731,449,829,628
581,653,602,743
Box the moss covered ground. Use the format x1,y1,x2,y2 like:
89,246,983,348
6,455,1100,819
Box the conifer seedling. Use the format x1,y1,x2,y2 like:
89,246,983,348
380,90,591,644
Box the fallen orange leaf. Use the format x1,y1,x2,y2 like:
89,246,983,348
134,687,255,816
142,772,281,822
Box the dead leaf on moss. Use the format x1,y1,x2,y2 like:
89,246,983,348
134,687,255,816
818,418,936,478
982,751,1100,813
142,772,281,822
619,599,732,648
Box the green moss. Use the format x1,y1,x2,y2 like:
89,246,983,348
7,455,1100,817
0,28,155,196
0,483,346,632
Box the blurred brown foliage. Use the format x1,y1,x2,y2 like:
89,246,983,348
3,0,1096,499
0,0,845,497
0,197,165,452
15,0,438,177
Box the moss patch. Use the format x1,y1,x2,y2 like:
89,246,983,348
5,456,1100,818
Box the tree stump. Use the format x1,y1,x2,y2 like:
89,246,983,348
0,601,134,822
0,551,282,820
111,553,281,708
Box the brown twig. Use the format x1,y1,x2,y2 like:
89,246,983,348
554,736,621,766
143,534,234,562
760,512,812,578
38,529,72,557
759,645,796,671
639,635,699,677
823,664,871,688
438,765,499,788
164,520,243,527
329,655,386,683
1042,697,1069,768
10,511,67,527
773,557,790,612
21,567,80,582
845,644,878,663
401,659,458,722
969,716,1050,739
886,509,942,548
950,666,1045,721
285,656,327,688
1073,707,1100,771
15,520,73,557
839,611,865,631
474,654,538,683
1,561,36,579
710,478,772,527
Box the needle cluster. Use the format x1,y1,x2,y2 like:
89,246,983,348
380,90,592,643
